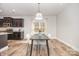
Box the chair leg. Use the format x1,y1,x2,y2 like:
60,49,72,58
26,43,29,56
0,53,1,56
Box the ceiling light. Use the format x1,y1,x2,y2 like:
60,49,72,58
0,9,2,12
12,9,15,12
35,12,43,20
35,3,43,20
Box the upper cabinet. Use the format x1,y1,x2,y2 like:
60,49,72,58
3,17,12,27
2,17,24,27
12,18,24,27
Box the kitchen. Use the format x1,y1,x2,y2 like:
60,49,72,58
0,17,24,55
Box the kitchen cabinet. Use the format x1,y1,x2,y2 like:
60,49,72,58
3,17,12,27
0,17,24,27
12,18,24,27
0,35,8,49
0,19,3,27
8,32,22,40
13,32,21,39
8,34,14,40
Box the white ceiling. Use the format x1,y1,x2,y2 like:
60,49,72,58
0,3,67,16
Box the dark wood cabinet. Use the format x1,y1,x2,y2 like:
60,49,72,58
3,17,12,27
13,32,21,39
8,32,21,40
0,35,7,49
3,17,12,23
0,17,24,27
0,17,24,40
0,19,3,27
8,34,14,40
12,18,24,27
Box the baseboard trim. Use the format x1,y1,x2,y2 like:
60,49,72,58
0,46,8,52
56,37,79,51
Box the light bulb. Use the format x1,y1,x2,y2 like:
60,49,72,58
35,12,43,20
12,9,16,12
0,9,2,12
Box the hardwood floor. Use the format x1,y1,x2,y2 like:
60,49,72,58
0,39,79,56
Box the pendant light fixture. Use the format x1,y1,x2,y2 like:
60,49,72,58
35,3,43,20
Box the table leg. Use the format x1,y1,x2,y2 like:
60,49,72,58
46,40,49,56
30,40,33,56
38,44,40,55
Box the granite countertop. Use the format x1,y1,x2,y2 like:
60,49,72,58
0,32,12,35
0,27,13,35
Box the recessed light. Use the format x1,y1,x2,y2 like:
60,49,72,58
0,9,2,12
12,9,15,12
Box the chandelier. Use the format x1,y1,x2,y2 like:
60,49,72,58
35,3,43,20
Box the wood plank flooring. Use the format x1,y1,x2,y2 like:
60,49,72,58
0,39,79,56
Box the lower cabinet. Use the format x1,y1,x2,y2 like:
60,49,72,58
13,32,21,39
0,35,7,49
8,32,22,40
8,34,13,40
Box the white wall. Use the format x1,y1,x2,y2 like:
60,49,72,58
23,16,34,39
57,3,79,51
46,16,56,38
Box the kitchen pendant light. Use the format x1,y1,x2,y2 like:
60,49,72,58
35,3,43,20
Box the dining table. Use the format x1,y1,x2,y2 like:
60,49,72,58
30,33,50,56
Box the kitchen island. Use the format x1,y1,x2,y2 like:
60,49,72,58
0,32,12,56
0,32,10,49
0,27,13,55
